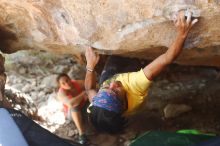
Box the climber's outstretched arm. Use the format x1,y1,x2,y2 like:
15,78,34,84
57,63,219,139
143,11,198,81
84,47,100,102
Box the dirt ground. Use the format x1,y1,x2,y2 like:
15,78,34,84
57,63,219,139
54,63,220,146
3,51,220,146
128,64,220,134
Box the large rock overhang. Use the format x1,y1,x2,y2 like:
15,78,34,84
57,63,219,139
0,0,220,66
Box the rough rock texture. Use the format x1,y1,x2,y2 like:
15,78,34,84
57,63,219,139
0,0,220,66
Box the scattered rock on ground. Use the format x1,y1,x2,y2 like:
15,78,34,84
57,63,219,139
164,103,192,118
41,74,58,89
3,50,220,146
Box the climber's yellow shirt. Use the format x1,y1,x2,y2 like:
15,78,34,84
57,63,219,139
101,69,152,116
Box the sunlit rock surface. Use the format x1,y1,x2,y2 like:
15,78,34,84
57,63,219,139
0,0,220,66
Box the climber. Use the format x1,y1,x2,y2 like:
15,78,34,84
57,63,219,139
57,73,88,144
84,11,198,134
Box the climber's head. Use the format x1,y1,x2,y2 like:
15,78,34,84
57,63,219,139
87,81,128,134
57,73,72,90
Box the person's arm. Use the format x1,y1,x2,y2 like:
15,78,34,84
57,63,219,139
143,11,198,81
0,94,3,107
57,91,86,108
84,47,100,102
69,91,86,107
0,99,12,108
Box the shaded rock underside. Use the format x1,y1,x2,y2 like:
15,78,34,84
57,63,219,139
0,0,220,66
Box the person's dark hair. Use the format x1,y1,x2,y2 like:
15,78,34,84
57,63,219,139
56,73,70,84
88,106,127,134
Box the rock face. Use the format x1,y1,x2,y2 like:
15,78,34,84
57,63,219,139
0,0,220,66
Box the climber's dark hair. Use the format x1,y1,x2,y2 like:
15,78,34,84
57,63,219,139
56,73,70,84
88,105,128,134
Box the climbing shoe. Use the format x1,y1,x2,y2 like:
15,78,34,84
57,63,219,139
78,134,87,145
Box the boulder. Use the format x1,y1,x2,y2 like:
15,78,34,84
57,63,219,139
0,0,220,66
41,74,58,89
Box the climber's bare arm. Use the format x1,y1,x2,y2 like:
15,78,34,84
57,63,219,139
143,11,198,81
85,71,98,102
85,47,100,102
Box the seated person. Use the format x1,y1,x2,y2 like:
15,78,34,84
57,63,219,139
57,73,88,144
84,11,198,134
